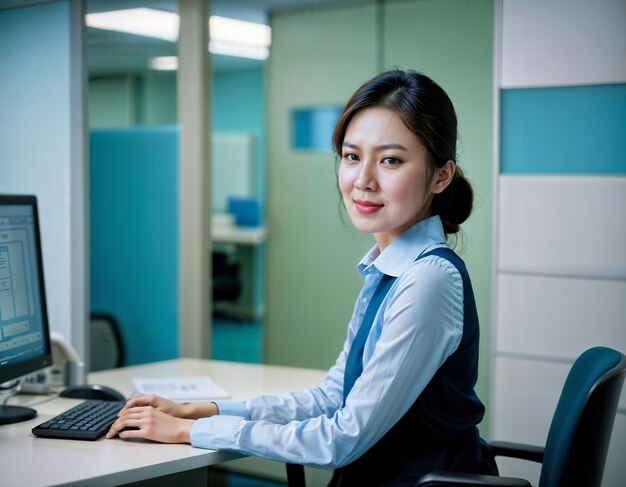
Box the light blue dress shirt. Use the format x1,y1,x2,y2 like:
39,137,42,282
190,215,464,469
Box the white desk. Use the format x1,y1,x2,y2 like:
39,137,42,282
211,224,266,245
1,359,326,487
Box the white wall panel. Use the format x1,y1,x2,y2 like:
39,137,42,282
492,356,625,439
492,357,566,444
498,176,626,278
496,274,626,359
501,0,626,88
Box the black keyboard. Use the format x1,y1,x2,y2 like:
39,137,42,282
32,400,125,440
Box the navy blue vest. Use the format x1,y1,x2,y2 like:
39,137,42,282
329,248,497,486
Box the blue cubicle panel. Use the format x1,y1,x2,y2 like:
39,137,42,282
90,127,179,365
500,84,626,175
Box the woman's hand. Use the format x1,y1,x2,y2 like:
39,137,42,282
118,394,189,418
117,394,218,419
105,405,194,443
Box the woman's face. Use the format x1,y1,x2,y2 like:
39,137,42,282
338,107,441,250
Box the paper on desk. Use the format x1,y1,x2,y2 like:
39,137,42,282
132,376,230,403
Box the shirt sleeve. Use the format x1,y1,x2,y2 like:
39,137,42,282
190,343,348,460
213,401,249,418
244,340,348,424
190,255,463,469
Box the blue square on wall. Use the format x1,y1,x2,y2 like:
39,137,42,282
292,107,342,151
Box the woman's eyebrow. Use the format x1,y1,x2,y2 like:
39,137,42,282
376,143,408,152
342,141,408,152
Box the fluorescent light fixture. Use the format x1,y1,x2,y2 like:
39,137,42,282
149,56,179,71
86,8,272,61
209,16,271,49
86,8,179,42
209,41,269,61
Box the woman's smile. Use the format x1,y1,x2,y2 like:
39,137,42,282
354,199,384,214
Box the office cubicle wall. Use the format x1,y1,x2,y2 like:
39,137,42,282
0,1,88,362
492,1,626,485
90,127,179,365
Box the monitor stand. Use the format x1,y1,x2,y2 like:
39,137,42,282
0,404,37,425
0,383,37,425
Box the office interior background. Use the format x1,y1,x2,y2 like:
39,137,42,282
0,0,624,486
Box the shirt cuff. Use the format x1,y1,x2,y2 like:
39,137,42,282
213,400,249,419
190,415,244,450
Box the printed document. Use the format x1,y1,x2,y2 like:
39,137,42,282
132,376,230,403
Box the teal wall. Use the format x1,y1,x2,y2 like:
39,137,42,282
90,127,179,365
266,0,494,432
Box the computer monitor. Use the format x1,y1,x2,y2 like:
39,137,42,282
0,195,52,424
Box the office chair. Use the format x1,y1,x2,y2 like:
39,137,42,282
212,250,243,304
89,312,125,371
416,346,626,487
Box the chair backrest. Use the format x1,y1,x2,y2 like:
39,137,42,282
540,347,625,487
90,312,125,371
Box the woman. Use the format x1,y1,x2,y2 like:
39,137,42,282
107,70,497,486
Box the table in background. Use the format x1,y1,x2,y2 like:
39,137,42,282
212,224,267,321
211,224,266,245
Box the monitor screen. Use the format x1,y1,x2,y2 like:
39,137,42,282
0,195,52,385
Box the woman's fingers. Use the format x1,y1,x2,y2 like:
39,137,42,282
106,406,194,443
118,394,158,414
106,407,147,438
118,394,184,418
118,406,150,417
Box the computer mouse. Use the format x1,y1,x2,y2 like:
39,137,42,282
59,384,126,402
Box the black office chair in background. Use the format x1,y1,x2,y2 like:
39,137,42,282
89,312,125,372
416,346,626,487
212,251,243,306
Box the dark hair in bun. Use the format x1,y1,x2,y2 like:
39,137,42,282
332,69,473,235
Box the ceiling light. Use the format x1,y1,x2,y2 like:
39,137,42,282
86,9,272,61
209,16,271,48
149,56,179,71
86,8,179,42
